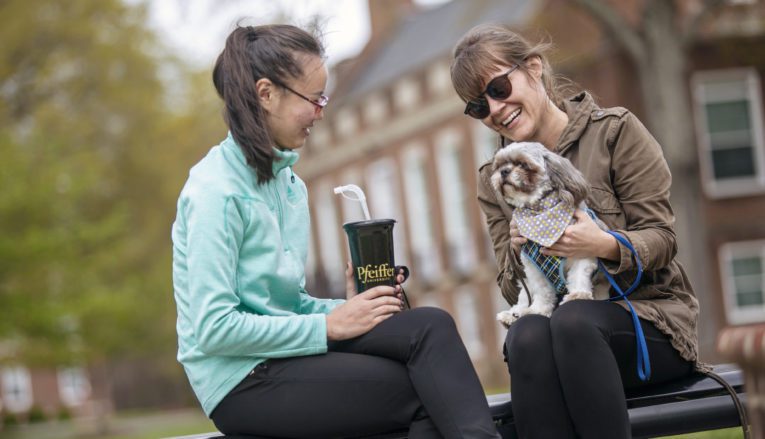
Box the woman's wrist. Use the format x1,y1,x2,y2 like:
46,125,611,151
598,231,621,261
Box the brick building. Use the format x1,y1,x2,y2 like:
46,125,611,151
295,0,765,390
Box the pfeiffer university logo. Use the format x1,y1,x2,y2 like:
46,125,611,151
357,263,395,284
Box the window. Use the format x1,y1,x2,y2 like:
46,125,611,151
454,286,485,359
363,93,387,126
472,120,499,168
436,128,477,274
472,121,500,261
313,181,345,294
403,143,442,282
427,61,452,97
692,68,765,198
57,367,91,407
366,158,409,267
1,366,33,413
393,77,420,112
334,106,358,139
719,240,765,325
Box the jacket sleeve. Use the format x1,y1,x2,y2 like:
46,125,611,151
601,112,678,274
184,189,329,358
477,165,523,306
298,290,345,315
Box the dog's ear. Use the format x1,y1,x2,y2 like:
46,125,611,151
543,150,589,207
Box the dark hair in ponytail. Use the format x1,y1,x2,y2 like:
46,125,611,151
213,24,324,184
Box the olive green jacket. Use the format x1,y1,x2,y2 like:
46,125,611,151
477,91,700,364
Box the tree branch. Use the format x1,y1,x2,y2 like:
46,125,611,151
570,0,646,63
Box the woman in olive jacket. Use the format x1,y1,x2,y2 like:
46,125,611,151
451,24,701,438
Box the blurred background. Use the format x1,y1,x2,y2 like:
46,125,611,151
1,0,764,438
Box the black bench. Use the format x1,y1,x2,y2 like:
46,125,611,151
170,364,747,439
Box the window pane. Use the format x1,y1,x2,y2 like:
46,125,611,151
732,256,763,276
736,288,764,307
706,101,751,133
711,147,756,179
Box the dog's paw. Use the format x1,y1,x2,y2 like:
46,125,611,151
497,305,531,327
496,310,516,328
561,291,594,305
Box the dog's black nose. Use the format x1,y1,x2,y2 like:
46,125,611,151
501,168,510,178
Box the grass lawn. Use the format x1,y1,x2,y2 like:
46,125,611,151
0,410,745,439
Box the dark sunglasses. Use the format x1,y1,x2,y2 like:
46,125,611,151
464,65,519,119
279,83,329,115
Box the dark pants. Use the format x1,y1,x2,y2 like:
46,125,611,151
504,300,694,439
211,307,500,439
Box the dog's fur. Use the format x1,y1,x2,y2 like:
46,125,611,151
491,142,606,327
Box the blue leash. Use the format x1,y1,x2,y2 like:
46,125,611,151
598,231,651,382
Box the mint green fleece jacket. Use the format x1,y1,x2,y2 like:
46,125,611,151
172,134,344,416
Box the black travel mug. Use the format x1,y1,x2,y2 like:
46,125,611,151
342,219,410,309
343,219,396,292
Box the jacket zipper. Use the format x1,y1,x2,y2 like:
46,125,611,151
271,177,285,233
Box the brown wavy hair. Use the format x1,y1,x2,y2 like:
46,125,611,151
213,24,325,184
450,24,571,111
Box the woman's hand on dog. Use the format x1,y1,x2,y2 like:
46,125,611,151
541,210,620,260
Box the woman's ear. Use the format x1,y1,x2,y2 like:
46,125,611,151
255,78,275,111
524,56,543,81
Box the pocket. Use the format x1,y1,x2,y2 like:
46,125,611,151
588,187,621,214
587,187,624,230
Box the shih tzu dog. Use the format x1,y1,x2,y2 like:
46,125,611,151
491,142,607,327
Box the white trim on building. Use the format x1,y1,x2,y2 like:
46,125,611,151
692,67,765,198
719,239,765,325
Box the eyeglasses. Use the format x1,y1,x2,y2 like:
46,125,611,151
280,83,329,115
464,65,519,119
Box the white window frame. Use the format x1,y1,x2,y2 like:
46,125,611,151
334,106,358,139
472,120,499,168
427,61,452,97
402,143,442,282
719,239,765,325
313,181,345,293
57,367,91,407
472,121,500,261
436,128,477,274
363,92,387,126
393,77,421,112
1,366,33,413
691,67,765,198
366,158,409,267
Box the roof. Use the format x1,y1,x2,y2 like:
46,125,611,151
342,0,539,101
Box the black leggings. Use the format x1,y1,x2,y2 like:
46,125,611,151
504,300,693,439
211,307,500,439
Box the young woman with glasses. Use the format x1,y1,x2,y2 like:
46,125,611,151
450,24,700,438
172,24,501,438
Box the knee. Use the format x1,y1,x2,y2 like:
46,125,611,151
409,306,457,332
549,301,602,345
504,314,551,360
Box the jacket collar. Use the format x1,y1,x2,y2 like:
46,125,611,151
223,132,299,176
556,91,598,155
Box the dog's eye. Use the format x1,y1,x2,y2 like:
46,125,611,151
517,162,528,170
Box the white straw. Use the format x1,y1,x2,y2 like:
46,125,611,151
333,184,372,221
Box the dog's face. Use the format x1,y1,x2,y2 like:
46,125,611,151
491,142,553,208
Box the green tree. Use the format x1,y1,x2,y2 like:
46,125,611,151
0,0,224,368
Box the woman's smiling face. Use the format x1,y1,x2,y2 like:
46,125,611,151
265,54,328,150
478,57,549,143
